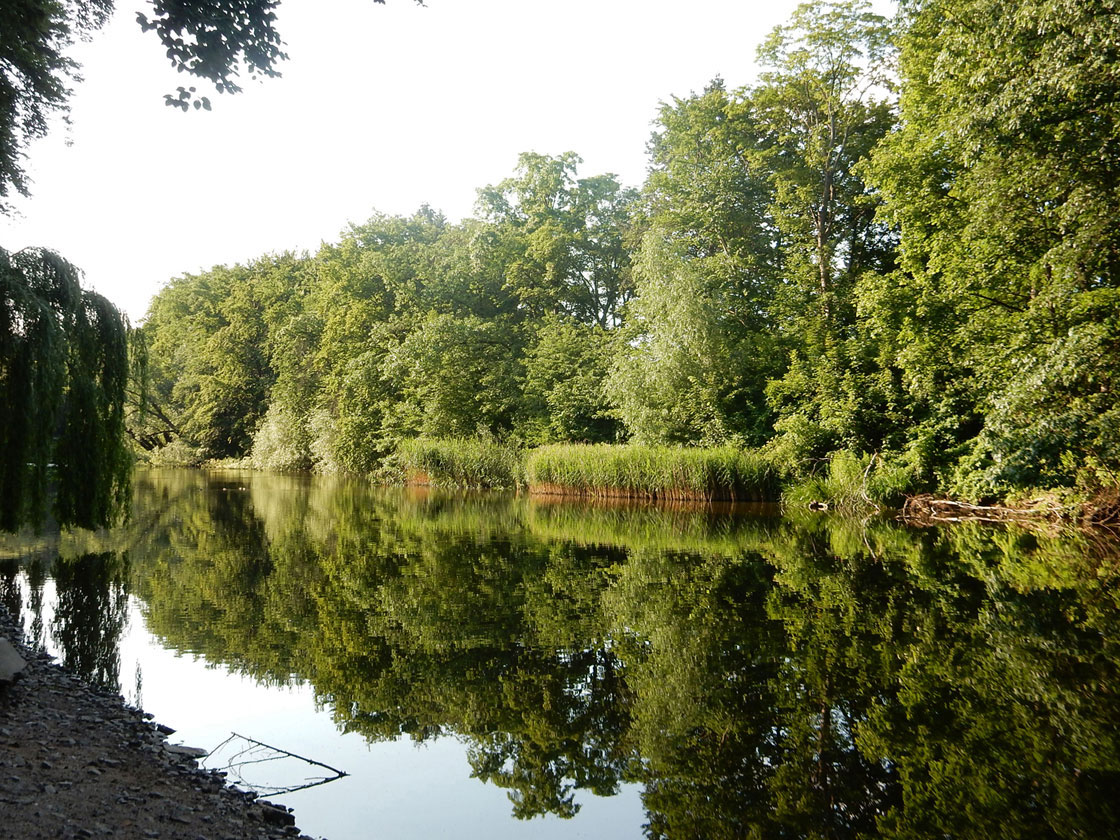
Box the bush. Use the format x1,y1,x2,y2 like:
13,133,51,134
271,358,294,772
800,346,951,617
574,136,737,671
142,439,205,468
782,450,919,511
250,404,311,472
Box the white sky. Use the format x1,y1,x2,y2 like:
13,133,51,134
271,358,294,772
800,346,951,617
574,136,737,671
0,0,892,321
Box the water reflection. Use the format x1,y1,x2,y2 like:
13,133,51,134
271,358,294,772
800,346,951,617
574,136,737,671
1,547,129,690
5,469,1120,838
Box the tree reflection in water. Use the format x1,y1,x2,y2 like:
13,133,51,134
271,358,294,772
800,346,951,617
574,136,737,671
5,469,1120,839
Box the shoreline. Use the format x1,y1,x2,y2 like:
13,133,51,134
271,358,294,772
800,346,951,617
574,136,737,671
0,604,321,840
187,460,1120,530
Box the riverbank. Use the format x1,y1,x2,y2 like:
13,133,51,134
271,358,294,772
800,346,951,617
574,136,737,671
173,438,1120,529
0,606,320,840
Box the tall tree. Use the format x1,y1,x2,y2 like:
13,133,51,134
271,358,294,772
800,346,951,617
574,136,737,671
865,0,1120,495
611,81,784,446
477,152,636,328
1,247,130,530
756,0,900,467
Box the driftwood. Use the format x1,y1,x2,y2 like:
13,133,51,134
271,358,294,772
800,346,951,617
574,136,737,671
205,732,348,796
901,494,1069,526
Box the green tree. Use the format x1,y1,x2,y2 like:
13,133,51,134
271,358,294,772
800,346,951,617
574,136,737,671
610,81,784,446
382,312,523,440
865,0,1120,496
756,0,901,467
142,252,310,459
477,152,636,328
1,247,130,530
610,233,780,446
518,315,617,445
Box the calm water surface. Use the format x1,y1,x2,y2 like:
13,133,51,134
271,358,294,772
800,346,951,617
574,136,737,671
3,469,1120,840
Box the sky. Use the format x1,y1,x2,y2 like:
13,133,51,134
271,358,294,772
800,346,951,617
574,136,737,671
1,0,891,321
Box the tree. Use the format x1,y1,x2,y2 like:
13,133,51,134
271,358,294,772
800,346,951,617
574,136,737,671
755,0,901,469
477,152,636,328
142,252,310,459
0,246,130,530
609,233,781,446
518,314,617,445
382,312,523,440
755,0,895,323
611,80,785,446
864,0,1120,496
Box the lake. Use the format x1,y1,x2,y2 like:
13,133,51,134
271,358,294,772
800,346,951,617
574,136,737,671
3,468,1120,839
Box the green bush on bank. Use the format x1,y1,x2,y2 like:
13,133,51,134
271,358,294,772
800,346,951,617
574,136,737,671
782,450,921,511
396,437,525,489
525,443,779,502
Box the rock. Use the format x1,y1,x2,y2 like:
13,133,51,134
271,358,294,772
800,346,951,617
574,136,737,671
258,803,295,827
165,744,208,760
0,637,27,683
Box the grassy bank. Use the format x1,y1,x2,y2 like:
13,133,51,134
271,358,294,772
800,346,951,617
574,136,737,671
524,444,779,502
396,437,524,489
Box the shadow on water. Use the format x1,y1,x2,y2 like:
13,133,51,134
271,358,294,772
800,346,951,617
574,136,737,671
5,468,1120,838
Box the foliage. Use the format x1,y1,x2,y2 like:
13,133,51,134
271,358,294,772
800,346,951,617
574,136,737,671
132,0,1120,506
613,80,783,447
518,315,617,445
609,232,780,446
382,312,523,440
476,151,637,328
1,247,130,530
782,449,920,510
250,401,312,472
864,0,1120,497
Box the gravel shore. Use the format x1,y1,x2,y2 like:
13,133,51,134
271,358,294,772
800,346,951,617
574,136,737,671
0,606,320,840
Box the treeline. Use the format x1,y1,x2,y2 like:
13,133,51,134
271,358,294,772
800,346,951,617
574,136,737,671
136,0,1120,506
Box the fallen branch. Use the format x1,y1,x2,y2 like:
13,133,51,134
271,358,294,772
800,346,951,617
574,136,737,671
206,732,348,796
227,732,348,779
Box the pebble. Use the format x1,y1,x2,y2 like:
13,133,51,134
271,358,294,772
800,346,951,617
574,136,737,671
0,605,316,840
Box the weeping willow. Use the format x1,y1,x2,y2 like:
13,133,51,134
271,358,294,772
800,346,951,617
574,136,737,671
0,247,131,531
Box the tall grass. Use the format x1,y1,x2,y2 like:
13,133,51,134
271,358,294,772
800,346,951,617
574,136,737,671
525,443,779,502
396,437,525,489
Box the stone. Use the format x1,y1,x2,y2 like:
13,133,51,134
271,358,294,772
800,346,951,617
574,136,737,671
164,745,208,760
258,803,295,827
0,637,27,683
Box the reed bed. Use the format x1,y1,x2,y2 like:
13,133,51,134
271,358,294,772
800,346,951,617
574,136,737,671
525,444,779,502
395,437,525,489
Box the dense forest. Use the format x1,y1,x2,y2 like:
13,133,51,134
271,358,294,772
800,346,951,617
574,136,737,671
134,0,1120,509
